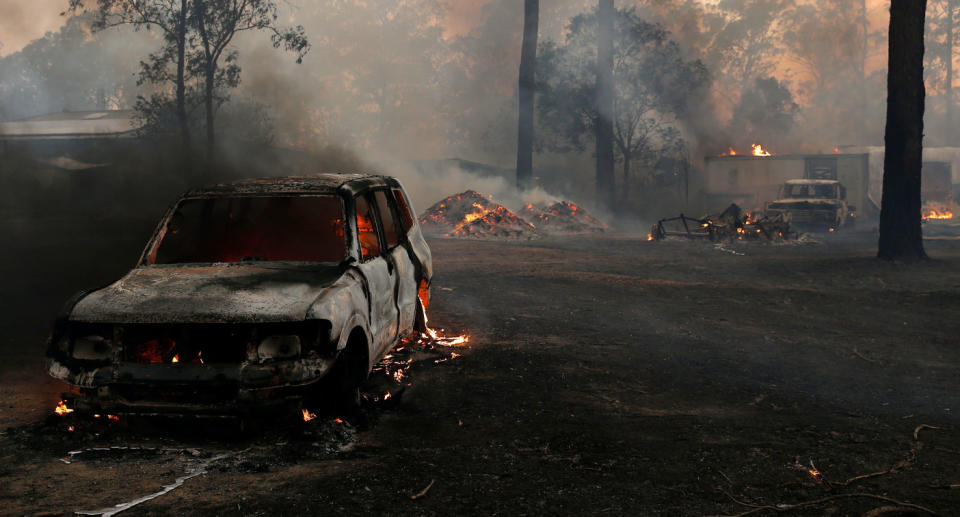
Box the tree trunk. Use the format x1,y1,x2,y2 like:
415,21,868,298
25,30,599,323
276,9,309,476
948,0,955,145
516,0,539,191
595,0,616,213
194,0,216,161
860,0,869,145
621,152,630,204
878,0,927,261
176,0,189,150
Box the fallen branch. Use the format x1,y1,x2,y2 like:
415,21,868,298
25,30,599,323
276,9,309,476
861,506,924,516
716,490,938,516
812,424,938,489
410,479,435,500
913,424,938,441
851,347,877,363
74,449,244,516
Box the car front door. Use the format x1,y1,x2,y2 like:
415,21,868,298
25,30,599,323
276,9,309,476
372,189,417,338
354,193,399,355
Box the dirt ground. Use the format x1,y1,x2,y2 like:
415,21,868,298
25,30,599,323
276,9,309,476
2,218,960,516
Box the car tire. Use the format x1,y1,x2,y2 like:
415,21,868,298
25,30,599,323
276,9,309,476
328,338,367,414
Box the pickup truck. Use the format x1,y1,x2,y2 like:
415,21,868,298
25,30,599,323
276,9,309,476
765,179,854,231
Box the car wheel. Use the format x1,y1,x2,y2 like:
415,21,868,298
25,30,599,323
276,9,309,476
327,337,367,413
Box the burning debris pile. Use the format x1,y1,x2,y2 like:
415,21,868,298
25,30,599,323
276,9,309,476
420,190,537,239
521,201,608,234
650,204,797,242
420,191,607,239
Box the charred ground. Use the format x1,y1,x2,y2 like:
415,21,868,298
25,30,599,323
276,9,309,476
2,217,960,516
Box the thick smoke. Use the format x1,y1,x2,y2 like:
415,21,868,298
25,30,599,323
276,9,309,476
0,0,940,217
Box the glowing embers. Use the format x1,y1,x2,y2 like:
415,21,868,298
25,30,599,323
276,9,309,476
123,324,246,365
419,190,537,240
421,306,469,347
650,203,797,242
368,299,469,404
129,338,203,365
356,214,380,257
522,201,608,234
54,400,74,415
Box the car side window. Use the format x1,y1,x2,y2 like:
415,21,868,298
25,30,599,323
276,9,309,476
374,190,401,248
391,188,415,233
355,194,382,261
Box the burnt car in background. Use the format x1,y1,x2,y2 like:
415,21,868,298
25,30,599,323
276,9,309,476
764,179,855,231
46,174,432,415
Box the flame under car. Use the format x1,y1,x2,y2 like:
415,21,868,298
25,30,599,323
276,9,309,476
46,174,432,416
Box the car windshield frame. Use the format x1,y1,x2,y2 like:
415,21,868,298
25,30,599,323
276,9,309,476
784,183,838,199
141,194,349,266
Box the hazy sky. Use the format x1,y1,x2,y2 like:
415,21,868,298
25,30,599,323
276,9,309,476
0,0,891,56
0,0,71,56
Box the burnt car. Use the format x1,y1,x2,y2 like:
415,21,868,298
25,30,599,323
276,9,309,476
46,174,432,416
764,179,855,231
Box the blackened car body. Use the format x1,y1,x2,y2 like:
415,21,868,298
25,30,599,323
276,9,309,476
46,174,432,415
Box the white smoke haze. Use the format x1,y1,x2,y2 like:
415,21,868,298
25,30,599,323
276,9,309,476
383,160,561,215
3,0,945,222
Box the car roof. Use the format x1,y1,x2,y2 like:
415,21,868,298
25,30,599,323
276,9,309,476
785,179,841,185
183,173,402,198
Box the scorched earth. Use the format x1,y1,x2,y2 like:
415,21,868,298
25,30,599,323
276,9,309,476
1,220,959,516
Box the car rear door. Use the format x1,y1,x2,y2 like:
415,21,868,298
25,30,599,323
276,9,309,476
354,192,399,355
372,189,417,338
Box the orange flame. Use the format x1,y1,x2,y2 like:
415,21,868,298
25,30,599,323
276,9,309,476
302,409,316,422
751,143,772,156
171,354,179,363
923,208,954,220
54,400,74,415
107,414,119,422
421,298,470,347
463,202,492,223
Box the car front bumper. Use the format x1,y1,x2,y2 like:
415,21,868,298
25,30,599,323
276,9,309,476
47,356,336,415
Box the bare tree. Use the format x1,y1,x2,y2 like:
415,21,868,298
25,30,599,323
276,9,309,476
191,0,309,156
516,0,538,191
928,0,958,145
596,0,615,213
879,0,927,261
69,0,192,148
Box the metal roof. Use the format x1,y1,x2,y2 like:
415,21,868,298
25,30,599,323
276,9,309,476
185,174,398,197
0,110,141,140
784,179,841,185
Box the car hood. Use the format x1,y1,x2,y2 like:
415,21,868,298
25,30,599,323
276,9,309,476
771,198,842,207
70,264,344,323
